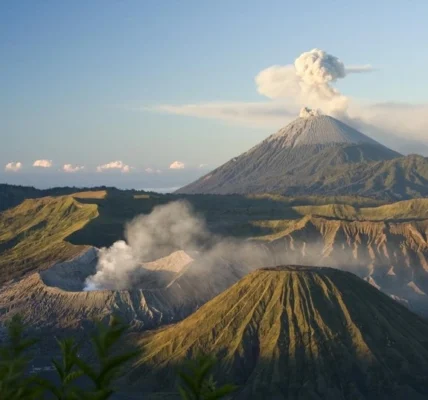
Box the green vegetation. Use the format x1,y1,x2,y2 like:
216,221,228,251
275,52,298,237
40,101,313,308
177,354,237,400
0,314,137,399
0,184,97,212
291,198,428,221
0,315,42,399
0,196,98,285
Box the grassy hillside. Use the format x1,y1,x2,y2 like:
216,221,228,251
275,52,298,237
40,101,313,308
0,196,98,285
0,184,89,212
292,198,428,221
2,185,428,292
66,192,388,248
129,267,428,399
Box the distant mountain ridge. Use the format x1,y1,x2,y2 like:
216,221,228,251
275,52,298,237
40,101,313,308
177,112,428,199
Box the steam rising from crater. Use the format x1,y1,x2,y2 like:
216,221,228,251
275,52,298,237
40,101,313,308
84,201,375,292
84,201,209,290
299,107,322,118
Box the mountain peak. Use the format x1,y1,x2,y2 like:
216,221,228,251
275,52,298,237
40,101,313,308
299,106,322,118
269,112,379,149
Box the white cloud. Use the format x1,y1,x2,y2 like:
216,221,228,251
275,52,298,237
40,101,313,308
169,161,185,169
145,167,162,174
63,164,84,173
5,161,22,172
33,159,52,168
199,163,208,168
96,160,132,173
151,101,295,127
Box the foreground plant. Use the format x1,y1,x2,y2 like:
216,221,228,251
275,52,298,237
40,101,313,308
39,315,139,400
178,354,237,400
0,315,42,399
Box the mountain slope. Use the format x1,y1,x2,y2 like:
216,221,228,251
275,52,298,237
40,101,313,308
0,195,98,285
264,113,384,148
129,266,428,399
176,113,428,199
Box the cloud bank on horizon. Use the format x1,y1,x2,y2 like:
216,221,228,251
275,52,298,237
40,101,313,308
150,48,428,151
2,160,205,175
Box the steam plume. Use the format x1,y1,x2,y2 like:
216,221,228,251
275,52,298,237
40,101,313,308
84,201,210,290
84,201,376,292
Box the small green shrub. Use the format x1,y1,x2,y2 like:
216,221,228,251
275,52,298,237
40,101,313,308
0,315,43,399
177,354,237,400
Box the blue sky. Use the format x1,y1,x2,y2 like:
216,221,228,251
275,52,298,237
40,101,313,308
1,0,428,189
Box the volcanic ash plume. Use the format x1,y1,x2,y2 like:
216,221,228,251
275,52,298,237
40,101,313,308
299,107,322,118
256,48,373,114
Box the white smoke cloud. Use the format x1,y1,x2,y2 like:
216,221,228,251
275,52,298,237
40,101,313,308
96,160,132,173
84,201,211,290
4,161,22,172
149,101,295,127
169,161,185,169
63,164,84,173
83,200,381,292
33,159,52,168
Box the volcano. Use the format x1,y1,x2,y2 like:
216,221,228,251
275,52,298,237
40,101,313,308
177,110,428,199
129,266,428,399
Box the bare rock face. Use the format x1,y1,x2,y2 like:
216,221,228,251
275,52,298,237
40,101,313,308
40,247,98,291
